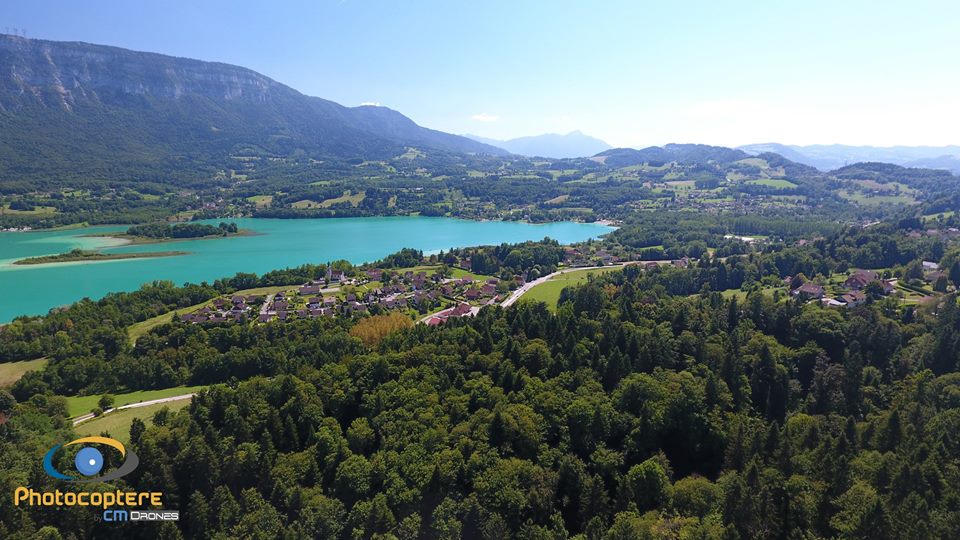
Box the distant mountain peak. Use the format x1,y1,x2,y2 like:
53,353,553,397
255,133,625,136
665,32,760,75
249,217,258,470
464,130,611,158
738,143,960,173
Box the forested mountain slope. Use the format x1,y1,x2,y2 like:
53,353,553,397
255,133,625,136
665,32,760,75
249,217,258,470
0,34,505,183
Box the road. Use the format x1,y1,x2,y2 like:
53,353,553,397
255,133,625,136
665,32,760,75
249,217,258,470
500,262,642,308
72,393,198,426
418,261,656,323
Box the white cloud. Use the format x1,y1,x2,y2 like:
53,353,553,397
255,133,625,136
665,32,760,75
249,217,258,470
359,101,381,107
471,113,499,122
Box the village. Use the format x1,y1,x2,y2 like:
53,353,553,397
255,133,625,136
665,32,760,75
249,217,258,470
787,260,951,308
176,236,954,330
179,264,514,327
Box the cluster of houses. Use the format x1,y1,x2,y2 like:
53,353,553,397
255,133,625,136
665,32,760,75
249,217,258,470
920,260,950,286
426,302,476,326
257,290,339,322
563,245,692,269
906,228,960,241
178,266,508,327
424,276,505,325
563,246,624,267
179,294,263,324
788,269,896,308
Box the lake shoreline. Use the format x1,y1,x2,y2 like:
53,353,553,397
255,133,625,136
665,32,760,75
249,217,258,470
11,214,615,235
13,250,190,266
1,216,615,323
81,228,260,245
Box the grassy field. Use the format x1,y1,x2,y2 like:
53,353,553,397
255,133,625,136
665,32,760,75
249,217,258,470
747,179,797,189
839,190,917,206
64,385,207,418
734,158,770,168
544,194,570,205
321,190,366,208
127,302,209,342
394,264,493,282
853,180,917,194
923,210,955,222
522,268,618,311
74,400,191,444
0,358,48,387
292,199,324,209
246,195,273,208
720,287,780,301
397,148,425,160
1,204,58,216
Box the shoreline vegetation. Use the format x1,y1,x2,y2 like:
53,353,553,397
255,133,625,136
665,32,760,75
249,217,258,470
82,221,257,245
83,227,257,245
12,249,188,266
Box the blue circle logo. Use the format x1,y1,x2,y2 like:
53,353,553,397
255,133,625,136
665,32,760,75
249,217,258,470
75,446,104,476
43,436,139,483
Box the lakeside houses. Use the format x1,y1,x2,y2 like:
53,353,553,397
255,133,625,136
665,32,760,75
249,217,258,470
791,282,825,300
926,270,948,284
811,269,899,308
842,270,896,294
426,302,476,326
906,228,960,241
181,294,263,324
326,267,344,283
878,280,896,295
175,253,695,329
839,290,867,307
299,283,322,295
843,270,878,290
178,267,506,327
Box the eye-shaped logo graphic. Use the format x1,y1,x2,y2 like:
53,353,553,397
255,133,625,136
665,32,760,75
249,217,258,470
43,436,139,483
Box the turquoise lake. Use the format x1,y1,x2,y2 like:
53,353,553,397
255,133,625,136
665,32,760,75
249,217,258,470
0,217,613,322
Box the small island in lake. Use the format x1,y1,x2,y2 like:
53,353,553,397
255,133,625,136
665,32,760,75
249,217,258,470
126,221,239,239
13,248,188,266
86,221,253,244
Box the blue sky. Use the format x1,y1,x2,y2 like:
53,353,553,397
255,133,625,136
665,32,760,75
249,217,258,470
5,0,959,147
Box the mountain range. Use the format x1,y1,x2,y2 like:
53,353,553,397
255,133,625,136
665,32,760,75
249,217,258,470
591,144,752,168
465,131,611,158
2,32,957,191
0,34,505,182
739,143,960,173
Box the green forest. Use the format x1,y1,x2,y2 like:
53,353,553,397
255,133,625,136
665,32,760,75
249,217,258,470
2,221,960,539
6,24,960,540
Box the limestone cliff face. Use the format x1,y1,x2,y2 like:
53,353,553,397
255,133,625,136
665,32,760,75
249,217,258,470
0,34,505,171
0,35,287,111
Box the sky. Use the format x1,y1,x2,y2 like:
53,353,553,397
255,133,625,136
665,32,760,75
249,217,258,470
4,0,960,148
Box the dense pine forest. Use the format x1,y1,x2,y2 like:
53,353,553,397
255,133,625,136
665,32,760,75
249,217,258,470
6,18,960,540
2,219,960,539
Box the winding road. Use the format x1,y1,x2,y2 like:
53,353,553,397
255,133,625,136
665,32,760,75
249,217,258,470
418,261,648,324
500,262,642,308
72,393,198,426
